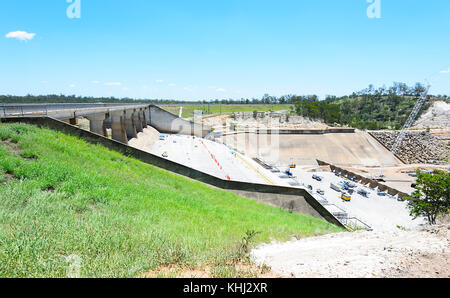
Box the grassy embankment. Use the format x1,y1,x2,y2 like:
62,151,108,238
160,104,294,118
0,123,342,277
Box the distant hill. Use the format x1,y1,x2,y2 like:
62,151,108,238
293,83,449,130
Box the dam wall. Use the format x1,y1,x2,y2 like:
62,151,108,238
220,130,402,167
2,117,345,228
148,105,210,137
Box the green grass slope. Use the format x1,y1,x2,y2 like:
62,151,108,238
0,123,342,277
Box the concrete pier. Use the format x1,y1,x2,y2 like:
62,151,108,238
140,108,147,128
86,113,107,136
124,110,137,139
110,110,128,144
133,109,143,133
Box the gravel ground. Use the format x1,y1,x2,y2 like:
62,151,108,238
251,224,450,278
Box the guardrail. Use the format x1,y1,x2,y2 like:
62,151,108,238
0,103,149,119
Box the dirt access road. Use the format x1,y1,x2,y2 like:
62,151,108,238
251,224,450,278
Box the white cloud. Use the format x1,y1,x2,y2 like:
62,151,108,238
104,82,122,86
168,83,176,87
216,88,226,92
5,31,36,41
184,87,193,92
440,69,450,74
122,87,129,91
91,80,101,84
156,80,164,83
142,85,149,89
69,84,76,88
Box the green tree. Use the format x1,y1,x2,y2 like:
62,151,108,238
404,170,449,225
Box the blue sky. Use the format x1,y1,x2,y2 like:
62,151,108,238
1,0,449,100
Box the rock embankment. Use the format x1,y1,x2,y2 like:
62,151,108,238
370,131,449,165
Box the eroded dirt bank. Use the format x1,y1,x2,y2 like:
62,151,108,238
251,224,450,278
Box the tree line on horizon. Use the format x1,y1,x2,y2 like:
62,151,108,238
1,82,448,130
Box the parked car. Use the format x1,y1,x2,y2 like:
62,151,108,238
162,152,168,158
357,188,369,197
344,181,356,188
284,169,294,177
316,189,325,195
312,174,322,181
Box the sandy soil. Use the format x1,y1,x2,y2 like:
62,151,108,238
251,224,450,278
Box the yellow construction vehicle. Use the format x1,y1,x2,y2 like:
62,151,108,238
289,158,296,169
341,193,351,202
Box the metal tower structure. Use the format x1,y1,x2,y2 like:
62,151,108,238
391,83,432,155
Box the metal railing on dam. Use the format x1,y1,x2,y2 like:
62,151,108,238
0,103,148,119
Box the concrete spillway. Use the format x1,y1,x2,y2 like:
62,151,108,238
220,130,402,167
2,103,211,143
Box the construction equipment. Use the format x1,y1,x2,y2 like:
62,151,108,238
341,193,352,202
289,158,296,169
330,183,341,193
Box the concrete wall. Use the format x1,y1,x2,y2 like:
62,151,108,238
222,128,355,137
2,117,345,228
148,105,210,137
254,128,356,135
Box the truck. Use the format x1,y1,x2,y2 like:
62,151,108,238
330,183,341,192
341,193,351,202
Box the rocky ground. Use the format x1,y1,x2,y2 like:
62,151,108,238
370,130,449,164
200,112,329,133
414,101,450,130
251,223,450,278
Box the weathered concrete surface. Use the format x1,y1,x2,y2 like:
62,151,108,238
2,104,211,138
124,110,138,139
149,105,210,137
230,189,324,220
86,114,107,137
220,130,402,167
110,110,128,144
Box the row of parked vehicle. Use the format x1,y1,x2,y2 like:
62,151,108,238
304,172,395,203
